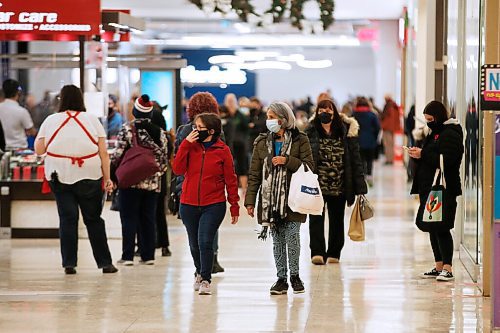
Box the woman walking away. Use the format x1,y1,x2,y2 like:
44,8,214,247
173,113,239,295
306,99,367,265
245,102,314,295
353,97,381,186
409,101,463,282
35,85,117,275
111,95,169,266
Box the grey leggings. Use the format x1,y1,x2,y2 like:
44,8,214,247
271,222,301,279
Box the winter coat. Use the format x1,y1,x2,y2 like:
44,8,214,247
353,106,381,150
306,115,368,206
381,99,402,132
172,138,240,217
245,128,314,224
410,119,464,197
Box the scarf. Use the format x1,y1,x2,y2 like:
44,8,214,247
260,131,293,229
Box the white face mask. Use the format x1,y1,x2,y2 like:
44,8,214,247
266,119,281,133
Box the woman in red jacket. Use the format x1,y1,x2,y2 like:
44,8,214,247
173,112,239,295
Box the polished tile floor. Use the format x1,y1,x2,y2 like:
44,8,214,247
0,162,490,333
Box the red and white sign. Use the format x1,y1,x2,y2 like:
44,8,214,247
0,0,101,41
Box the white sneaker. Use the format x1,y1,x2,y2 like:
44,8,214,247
118,259,134,266
198,280,212,295
193,274,202,291
140,260,155,265
436,269,454,282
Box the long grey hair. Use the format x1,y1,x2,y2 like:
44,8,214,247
268,102,296,130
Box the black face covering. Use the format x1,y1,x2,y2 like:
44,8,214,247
196,129,211,143
319,112,333,124
427,121,444,132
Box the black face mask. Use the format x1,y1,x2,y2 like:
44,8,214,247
427,121,443,132
197,129,211,143
319,112,333,124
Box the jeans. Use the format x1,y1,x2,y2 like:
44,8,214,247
179,204,220,253
309,194,347,260
119,188,159,261
180,202,226,282
429,231,454,266
271,222,301,279
50,178,113,268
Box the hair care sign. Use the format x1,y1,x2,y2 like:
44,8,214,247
0,0,100,41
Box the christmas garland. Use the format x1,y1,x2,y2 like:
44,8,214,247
188,0,335,31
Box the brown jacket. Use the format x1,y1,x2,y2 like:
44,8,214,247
381,99,402,132
244,129,314,224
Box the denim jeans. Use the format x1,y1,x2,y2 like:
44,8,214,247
180,202,226,282
179,205,220,253
119,188,159,261
50,178,113,268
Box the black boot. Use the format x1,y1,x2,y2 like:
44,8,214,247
212,254,224,274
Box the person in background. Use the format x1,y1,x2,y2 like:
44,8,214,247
353,97,381,186
297,96,314,115
0,79,37,150
238,96,251,116
317,92,331,105
381,94,401,165
24,94,37,119
111,95,169,266
224,93,250,192
405,104,417,182
409,101,464,282
307,99,367,265
294,110,310,132
341,101,354,117
173,112,239,295
107,94,123,139
174,92,226,273
33,91,54,130
248,97,267,152
34,85,118,275
245,102,313,295
151,101,173,257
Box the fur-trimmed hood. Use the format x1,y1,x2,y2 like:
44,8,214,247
340,113,359,137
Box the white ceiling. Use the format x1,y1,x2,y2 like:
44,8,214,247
102,0,408,21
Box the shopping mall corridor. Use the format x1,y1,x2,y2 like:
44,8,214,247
0,162,489,333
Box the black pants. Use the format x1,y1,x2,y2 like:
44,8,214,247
119,188,159,261
50,178,113,268
359,148,375,176
429,231,453,266
156,174,170,248
309,194,347,259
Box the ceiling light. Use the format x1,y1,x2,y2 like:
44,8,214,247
235,51,281,61
208,55,242,64
240,61,292,71
296,59,333,69
277,54,305,62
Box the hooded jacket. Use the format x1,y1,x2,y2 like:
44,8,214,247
172,138,240,217
353,106,381,150
306,114,368,206
410,118,464,196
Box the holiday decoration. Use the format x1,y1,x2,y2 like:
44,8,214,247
188,0,335,32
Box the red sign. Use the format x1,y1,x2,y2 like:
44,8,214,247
0,0,101,41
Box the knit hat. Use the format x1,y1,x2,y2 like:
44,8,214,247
134,94,153,113
423,100,448,124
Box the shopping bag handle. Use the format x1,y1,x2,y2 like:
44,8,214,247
432,155,446,189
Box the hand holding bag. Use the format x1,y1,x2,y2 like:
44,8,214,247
115,126,160,189
348,196,365,241
288,164,324,215
359,195,374,221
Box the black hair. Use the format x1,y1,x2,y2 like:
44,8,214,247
313,99,345,140
194,113,222,139
423,100,449,124
58,85,86,112
2,79,21,98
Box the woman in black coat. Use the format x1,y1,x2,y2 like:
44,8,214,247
306,99,367,265
409,101,464,282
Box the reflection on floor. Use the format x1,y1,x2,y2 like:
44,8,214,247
0,162,490,332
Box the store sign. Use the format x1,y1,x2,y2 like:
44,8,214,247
0,0,100,41
481,64,500,111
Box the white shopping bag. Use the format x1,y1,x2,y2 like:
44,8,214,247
288,164,324,215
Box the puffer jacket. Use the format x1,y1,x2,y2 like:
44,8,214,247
244,128,314,224
306,114,367,206
410,119,464,196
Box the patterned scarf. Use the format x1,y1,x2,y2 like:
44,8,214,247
260,131,293,228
